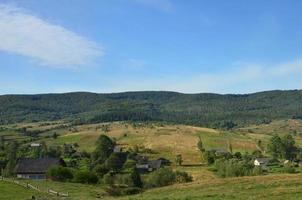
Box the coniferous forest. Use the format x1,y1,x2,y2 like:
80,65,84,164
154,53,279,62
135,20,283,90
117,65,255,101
1,90,302,128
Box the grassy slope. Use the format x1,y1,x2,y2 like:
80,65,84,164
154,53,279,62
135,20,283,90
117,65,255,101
0,181,39,200
43,122,265,164
115,173,302,200
2,120,302,199
10,169,302,200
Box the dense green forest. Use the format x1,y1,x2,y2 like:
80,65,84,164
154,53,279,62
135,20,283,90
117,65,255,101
1,90,302,128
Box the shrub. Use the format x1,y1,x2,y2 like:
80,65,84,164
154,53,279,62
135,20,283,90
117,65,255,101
105,153,127,172
252,166,263,176
130,169,143,188
123,159,136,169
103,173,115,185
105,185,141,196
46,166,73,182
204,150,216,165
175,171,193,183
122,187,141,195
282,164,296,174
94,164,109,178
104,185,122,196
214,159,257,178
73,171,98,184
146,168,176,188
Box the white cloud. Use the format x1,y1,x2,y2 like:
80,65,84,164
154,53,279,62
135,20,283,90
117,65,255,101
133,0,174,12
0,4,103,68
106,58,302,94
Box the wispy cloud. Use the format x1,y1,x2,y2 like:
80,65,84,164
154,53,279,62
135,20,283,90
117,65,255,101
106,58,302,94
133,0,174,12
0,4,103,68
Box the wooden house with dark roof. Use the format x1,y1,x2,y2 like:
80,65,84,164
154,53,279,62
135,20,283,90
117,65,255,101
15,158,65,179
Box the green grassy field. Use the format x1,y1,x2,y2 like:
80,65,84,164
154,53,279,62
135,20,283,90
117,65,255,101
2,120,302,199
2,172,302,200
0,181,39,200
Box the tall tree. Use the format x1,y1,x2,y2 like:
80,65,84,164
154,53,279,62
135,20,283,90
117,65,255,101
0,135,4,151
267,134,282,159
93,135,115,165
228,140,233,154
281,134,296,160
175,154,183,166
4,141,18,177
130,168,143,188
197,136,205,152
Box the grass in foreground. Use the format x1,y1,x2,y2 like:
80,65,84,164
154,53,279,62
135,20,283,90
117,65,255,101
0,181,39,200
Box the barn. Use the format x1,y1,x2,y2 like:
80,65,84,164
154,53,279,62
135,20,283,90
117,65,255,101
15,158,65,179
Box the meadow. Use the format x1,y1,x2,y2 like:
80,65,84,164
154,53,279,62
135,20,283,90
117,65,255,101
1,120,302,199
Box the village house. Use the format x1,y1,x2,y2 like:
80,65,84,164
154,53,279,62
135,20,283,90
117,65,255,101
15,158,65,180
254,158,270,168
30,143,41,147
136,160,162,173
113,146,122,153
211,148,230,156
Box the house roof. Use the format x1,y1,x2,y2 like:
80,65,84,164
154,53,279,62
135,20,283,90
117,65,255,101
255,158,270,164
211,148,229,154
113,146,122,153
15,158,64,174
148,160,162,169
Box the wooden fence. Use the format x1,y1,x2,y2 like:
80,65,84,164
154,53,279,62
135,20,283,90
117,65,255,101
0,176,69,197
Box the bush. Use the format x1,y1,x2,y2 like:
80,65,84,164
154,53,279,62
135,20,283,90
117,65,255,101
46,166,73,182
282,164,297,174
103,173,115,185
94,164,109,178
130,169,143,188
175,171,193,183
122,187,141,195
252,166,263,176
73,171,98,184
105,153,127,172
204,150,216,165
123,159,136,169
214,159,259,178
146,168,176,188
105,185,141,196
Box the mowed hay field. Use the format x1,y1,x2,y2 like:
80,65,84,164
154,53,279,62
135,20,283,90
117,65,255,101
4,168,302,200
45,122,265,164
114,173,302,200
2,121,302,199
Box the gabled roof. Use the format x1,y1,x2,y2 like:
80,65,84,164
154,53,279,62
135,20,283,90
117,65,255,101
255,158,270,164
113,146,122,153
211,148,229,154
15,158,64,174
148,160,162,169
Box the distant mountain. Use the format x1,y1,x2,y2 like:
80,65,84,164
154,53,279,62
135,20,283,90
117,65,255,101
1,90,302,128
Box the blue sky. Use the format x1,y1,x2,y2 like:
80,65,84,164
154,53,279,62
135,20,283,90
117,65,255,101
1,0,302,94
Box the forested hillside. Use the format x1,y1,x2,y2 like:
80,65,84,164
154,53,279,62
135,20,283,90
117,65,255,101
1,90,302,127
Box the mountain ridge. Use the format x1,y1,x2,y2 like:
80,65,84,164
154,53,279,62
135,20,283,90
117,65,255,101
1,89,302,127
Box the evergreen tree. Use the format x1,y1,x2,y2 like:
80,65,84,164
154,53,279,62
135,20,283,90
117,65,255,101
175,154,183,166
228,140,233,154
93,135,115,165
4,142,18,177
130,168,143,188
267,134,282,159
197,136,205,152
281,134,296,160
0,135,4,151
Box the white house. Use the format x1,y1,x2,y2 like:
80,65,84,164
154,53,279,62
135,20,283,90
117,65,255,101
30,143,41,147
254,158,269,167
